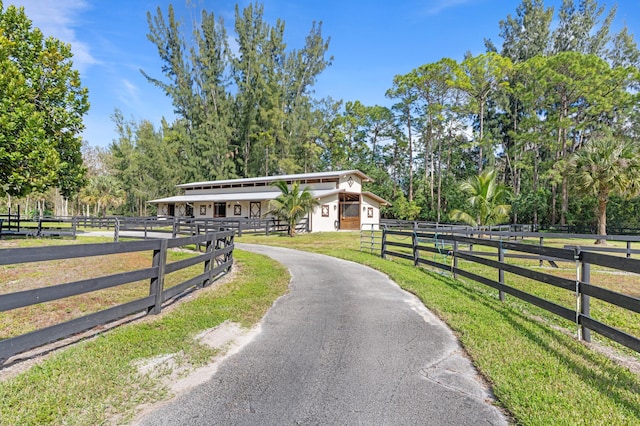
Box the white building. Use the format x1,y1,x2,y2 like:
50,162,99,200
149,170,389,232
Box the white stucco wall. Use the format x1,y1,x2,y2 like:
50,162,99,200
338,174,362,193
361,196,381,230
310,193,340,232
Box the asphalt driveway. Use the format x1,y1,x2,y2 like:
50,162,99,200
134,244,507,425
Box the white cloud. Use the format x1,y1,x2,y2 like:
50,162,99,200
421,0,478,16
5,0,98,72
118,79,140,107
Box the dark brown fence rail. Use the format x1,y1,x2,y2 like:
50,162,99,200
380,219,640,236
0,231,234,364
0,215,311,240
379,229,640,354
170,217,309,238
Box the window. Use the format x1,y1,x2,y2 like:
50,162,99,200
367,207,374,218
322,205,330,217
213,202,226,218
234,205,242,216
199,205,207,216
342,203,359,217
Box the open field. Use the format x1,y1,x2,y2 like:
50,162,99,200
0,237,203,339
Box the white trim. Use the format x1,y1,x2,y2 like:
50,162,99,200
149,189,345,204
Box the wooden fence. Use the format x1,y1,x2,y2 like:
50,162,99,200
0,215,310,240
376,229,640,354
379,219,640,236
171,217,310,237
0,231,234,364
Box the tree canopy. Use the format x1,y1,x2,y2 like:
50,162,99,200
0,1,89,198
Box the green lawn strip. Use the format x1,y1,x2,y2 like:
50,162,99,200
237,233,640,425
0,249,289,425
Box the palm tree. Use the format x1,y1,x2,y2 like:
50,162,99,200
449,168,511,227
570,135,640,244
266,180,319,237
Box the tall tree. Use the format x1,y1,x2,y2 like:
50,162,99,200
232,2,269,177
570,135,640,242
409,58,458,220
453,53,512,172
143,5,235,182
552,0,615,57
0,2,89,198
493,0,553,62
387,74,419,201
143,2,331,180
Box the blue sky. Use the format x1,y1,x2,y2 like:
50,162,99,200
6,0,640,148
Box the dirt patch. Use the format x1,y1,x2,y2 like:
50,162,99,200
127,320,261,425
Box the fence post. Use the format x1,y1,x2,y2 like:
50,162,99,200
627,241,632,259
381,228,387,259
452,239,458,279
370,224,375,254
114,217,120,242
539,236,544,266
149,239,168,315
71,217,77,239
201,235,214,288
580,258,591,343
412,232,419,266
498,239,505,302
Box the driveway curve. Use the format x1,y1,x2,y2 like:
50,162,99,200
135,244,507,425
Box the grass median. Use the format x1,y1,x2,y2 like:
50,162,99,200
0,248,289,425
237,232,640,425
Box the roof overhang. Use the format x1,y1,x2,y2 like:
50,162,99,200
149,189,346,204
362,191,391,206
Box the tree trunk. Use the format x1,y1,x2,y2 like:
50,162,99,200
478,100,485,172
533,144,539,226
561,176,568,226
595,196,607,245
436,137,442,223
407,110,413,202
551,183,557,225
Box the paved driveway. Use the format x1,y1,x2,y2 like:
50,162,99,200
135,244,507,425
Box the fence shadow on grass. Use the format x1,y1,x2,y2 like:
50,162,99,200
421,268,640,421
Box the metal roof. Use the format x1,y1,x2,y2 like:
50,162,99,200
176,170,373,189
149,189,345,204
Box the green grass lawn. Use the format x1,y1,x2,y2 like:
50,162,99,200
237,231,640,425
0,248,289,425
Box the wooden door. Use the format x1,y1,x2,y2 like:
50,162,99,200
339,194,360,230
